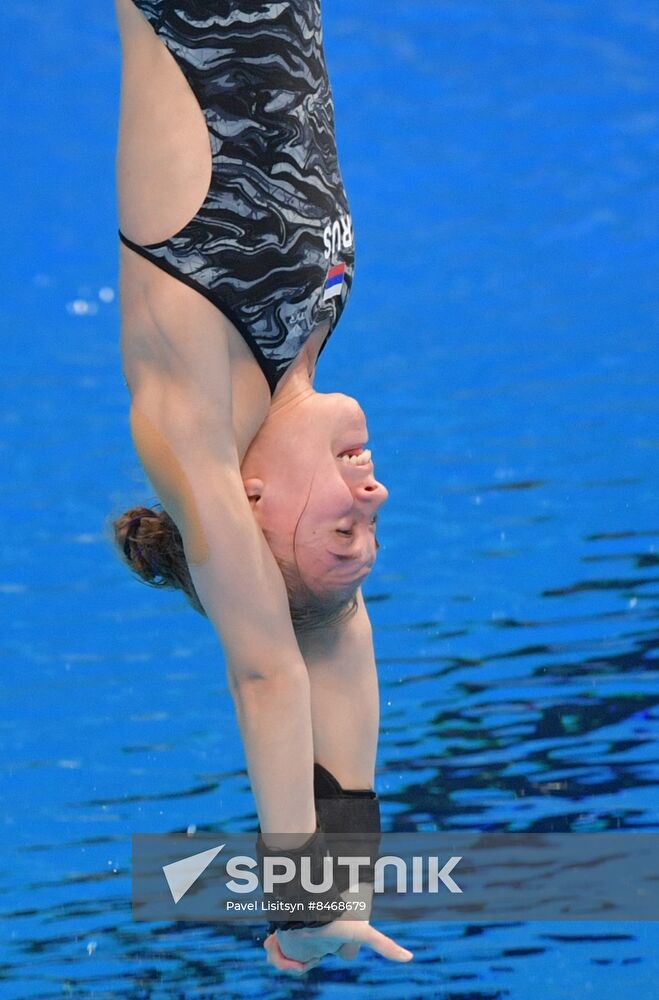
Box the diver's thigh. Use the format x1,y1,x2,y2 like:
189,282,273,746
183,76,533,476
114,0,213,246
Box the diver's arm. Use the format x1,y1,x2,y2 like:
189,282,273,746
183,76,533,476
187,470,319,841
128,386,317,842
271,589,382,943
297,588,380,788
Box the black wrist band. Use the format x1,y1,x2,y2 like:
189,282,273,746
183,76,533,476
314,762,381,893
256,819,345,929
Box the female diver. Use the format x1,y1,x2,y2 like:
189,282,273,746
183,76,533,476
112,0,413,973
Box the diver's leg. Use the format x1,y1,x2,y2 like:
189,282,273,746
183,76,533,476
114,0,212,247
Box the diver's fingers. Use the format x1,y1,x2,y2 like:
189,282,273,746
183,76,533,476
337,942,361,961
355,924,413,962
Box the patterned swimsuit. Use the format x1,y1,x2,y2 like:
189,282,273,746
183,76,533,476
119,0,355,395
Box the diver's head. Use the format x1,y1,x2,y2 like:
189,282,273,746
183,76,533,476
112,389,388,631
240,388,389,603
112,503,363,633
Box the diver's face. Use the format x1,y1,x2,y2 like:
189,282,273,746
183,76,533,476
241,391,389,596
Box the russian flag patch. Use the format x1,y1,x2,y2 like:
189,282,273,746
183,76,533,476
323,262,346,302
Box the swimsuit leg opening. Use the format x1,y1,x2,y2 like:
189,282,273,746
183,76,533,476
116,0,216,250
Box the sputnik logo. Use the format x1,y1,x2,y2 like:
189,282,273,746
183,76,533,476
162,844,225,904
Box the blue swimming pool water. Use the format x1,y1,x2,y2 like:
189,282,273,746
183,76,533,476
2,0,659,996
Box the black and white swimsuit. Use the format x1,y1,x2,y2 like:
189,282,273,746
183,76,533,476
118,0,355,396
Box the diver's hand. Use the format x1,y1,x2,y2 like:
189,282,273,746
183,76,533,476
263,919,413,976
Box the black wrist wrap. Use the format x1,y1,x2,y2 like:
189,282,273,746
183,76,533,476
256,818,345,932
263,762,381,934
314,762,381,893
